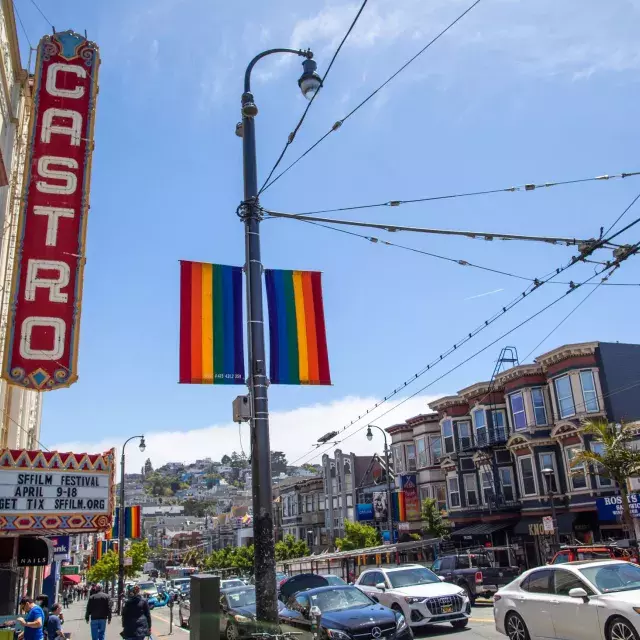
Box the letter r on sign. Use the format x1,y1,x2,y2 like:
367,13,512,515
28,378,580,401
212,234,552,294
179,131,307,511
25,259,70,303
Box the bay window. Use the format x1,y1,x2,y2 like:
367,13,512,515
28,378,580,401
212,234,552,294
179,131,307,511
538,452,559,493
430,435,442,465
434,484,447,511
491,410,507,441
447,475,460,508
590,441,613,487
442,419,455,454
499,467,515,502
406,444,417,472
416,436,428,468
531,387,548,425
473,409,487,446
554,375,576,418
510,392,527,430
580,370,599,413
458,421,472,450
518,456,537,496
464,474,479,506
565,445,588,490
481,471,494,504
392,445,404,474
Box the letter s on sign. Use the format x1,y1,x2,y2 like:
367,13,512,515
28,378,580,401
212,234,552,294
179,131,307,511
46,63,86,99
36,157,78,195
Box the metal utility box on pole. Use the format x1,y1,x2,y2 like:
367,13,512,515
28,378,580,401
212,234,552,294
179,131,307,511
190,575,220,640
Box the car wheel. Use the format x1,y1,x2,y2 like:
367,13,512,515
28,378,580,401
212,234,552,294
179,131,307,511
462,584,475,606
391,604,403,613
505,612,530,640
451,619,468,629
226,623,239,640
608,616,640,640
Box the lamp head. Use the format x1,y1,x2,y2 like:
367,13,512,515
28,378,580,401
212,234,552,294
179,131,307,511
298,58,321,100
542,467,553,476
366,427,373,442
139,436,146,453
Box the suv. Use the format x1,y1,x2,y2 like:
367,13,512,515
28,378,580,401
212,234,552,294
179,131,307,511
355,564,470,630
551,544,639,565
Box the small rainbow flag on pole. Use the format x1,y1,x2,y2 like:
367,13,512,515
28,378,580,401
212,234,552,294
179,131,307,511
179,261,245,384
112,506,141,539
265,269,331,385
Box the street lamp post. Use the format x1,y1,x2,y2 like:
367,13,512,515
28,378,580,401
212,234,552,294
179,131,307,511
542,468,561,550
239,48,321,624
366,426,394,544
117,435,146,615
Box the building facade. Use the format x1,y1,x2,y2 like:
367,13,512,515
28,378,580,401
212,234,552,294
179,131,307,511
430,341,640,568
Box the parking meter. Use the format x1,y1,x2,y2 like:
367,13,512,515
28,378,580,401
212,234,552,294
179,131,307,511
310,606,322,640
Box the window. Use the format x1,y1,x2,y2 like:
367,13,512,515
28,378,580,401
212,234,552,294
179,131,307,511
580,371,599,413
531,388,548,426
521,569,552,593
406,444,417,472
346,494,353,507
538,452,559,494
473,410,487,446
553,570,593,596
480,471,494,504
319,496,325,510
492,410,507,441
518,456,537,496
458,421,472,450
434,484,447,512
554,375,575,418
510,392,527,430
565,445,588,490
439,557,455,571
460,457,475,471
447,475,460,508
442,419,455,454
590,441,613,487
392,445,404,474
419,485,430,504
416,437,428,468
306,494,312,512
499,467,515,502
430,435,442,465
464,474,479,506
495,450,512,464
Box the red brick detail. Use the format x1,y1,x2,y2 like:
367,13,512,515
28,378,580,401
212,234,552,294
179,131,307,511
561,436,581,446
503,375,548,393
514,448,531,456
546,355,597,376
444,404,470,417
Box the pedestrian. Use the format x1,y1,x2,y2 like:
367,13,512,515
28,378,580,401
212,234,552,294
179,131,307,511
46,604,64,640
16,597,44,640
121,585,151,640
35,596,49,639
85,584,111,640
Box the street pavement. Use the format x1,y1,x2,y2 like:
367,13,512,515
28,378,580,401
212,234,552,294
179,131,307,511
59,595,502,640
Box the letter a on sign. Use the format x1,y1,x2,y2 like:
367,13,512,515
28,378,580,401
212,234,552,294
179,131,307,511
2,31,100,390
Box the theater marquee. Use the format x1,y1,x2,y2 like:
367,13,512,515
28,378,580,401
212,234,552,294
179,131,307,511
3,31,100,390
0,449,114,535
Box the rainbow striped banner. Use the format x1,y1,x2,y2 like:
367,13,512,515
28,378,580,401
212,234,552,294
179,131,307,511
179,261,245,384
265,269,331,385
112,506,141,539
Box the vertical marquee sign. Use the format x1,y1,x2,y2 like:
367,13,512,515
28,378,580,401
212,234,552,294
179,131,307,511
2,31,100,390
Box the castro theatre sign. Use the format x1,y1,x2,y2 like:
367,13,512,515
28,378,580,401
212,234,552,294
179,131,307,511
0,448,114,535
2,31,100,390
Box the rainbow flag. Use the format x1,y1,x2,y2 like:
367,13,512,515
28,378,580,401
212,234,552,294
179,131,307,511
112,506,141,539
179,261,245,384
265,270,331,385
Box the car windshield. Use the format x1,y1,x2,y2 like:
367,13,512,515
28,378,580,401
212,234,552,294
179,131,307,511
387,567,440,588
309,588,372,612
579,563,640,593
222,579,245,589
226,588,256,608
324,575,347,586
138,582,155,591
173,579,189,586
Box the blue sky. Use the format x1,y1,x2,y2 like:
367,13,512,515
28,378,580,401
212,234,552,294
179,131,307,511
16,0,640,468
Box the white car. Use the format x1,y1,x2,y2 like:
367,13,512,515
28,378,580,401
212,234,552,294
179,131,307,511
494,559,640,640
355,564,471,629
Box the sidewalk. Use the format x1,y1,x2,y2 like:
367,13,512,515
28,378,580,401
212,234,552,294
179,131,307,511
59,597,188,640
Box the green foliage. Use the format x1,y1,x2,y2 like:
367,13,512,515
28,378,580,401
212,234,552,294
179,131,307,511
87,551,119,584
221,455,231,465
420,498,449,539
125,539,150,578
182,499,217,517
144,459,153,475
275,534,309,561
271,451,288,475
335,521,381,551
230,451,249,469
204,545,254,572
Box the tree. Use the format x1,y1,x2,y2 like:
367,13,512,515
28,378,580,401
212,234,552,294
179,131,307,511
221,455,231,465
275,534,309,561
87,550,119,584
125,539,150,578
271,451,288,475
335,521,381,551
420,498,449,539
570,419,640,539
144,458,153,476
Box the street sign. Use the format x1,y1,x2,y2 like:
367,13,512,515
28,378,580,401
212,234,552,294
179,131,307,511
124,557,132,566
542,516,554,532
60,565,79,575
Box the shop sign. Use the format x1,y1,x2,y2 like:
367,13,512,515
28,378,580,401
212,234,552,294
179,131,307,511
17,536,52,566
0,448,114,535
528,523,554,536
356,503,374,522
49,535,70,560
2,30,100,390
60,565,79,575
596,494,640,521
400,474,421,522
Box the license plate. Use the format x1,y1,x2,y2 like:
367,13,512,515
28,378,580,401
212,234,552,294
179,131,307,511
442,605,453,613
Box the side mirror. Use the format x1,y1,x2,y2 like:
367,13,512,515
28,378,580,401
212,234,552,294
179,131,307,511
375,582,386,591
438,576,446,582
568,588,588,599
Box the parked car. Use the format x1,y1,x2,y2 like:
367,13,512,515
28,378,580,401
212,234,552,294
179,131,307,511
494,559,640,640
551,544,639,565
137,581,158,597
279,575,412,640
170,577,191,592
356,564,471,630
221,578,247,591
431,550,519,604
221,586,285,640
320,574,347,586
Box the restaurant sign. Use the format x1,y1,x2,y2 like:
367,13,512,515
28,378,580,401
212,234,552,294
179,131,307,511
0,448,114,535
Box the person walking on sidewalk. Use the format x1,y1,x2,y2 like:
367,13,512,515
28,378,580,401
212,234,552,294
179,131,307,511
16,597,44,640
46,604,65,640
121,586,151,640
85,585,111,640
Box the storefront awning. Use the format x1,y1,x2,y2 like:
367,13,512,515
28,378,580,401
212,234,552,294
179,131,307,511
451,522,513,537
62,574,81,584
513,512,573,536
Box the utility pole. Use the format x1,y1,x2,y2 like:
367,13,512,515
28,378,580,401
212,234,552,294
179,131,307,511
239,48,320,624
366,426,394,544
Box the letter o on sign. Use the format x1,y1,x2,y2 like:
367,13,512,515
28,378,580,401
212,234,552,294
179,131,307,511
19,317,66,360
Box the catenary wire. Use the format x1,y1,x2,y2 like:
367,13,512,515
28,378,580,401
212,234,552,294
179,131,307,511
260,0,484,193
258,0,370,195
28,0,53,29
602,191,640,238
287,195,640,465
281,170,640,217
291,247,638,466
12,1,32,48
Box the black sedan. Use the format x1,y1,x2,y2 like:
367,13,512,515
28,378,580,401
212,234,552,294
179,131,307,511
279,585,413,640
221,586,286,640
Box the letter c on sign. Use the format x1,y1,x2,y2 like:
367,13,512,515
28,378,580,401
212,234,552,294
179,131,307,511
19,317,66,360
46,63,86,99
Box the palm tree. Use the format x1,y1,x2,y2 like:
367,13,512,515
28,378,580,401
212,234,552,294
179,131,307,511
570,418,640,539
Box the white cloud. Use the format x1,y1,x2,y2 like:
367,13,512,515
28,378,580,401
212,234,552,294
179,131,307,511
49,394,444,472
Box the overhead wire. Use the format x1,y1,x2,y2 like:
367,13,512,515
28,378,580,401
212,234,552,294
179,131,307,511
260,0,484,193
12,1,32,49
258,0,370,195
281,170,640,217
291,243,639,466
27,0,54,29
